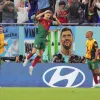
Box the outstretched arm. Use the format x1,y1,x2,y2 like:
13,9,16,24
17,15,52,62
0,1,8,10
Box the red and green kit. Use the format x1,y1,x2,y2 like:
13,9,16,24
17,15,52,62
34,18,53,50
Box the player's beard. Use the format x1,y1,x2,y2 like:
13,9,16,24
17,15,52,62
86,36,89,38
0,30,3,33
63,39,72,50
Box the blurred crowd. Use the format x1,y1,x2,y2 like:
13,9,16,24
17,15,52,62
0,0,100,24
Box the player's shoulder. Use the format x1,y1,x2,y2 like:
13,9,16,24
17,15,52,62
39,18,53,22
0,33,4,36
39,18,44,21
93,39,98,44
86,40,89,44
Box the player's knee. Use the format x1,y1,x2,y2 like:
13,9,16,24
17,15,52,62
32,51,35,54
32,49,36,54
94,69,100,75
41,52,44,55
39,53,43,57
37,54,42,58
38,52,43,57
39,50,44,55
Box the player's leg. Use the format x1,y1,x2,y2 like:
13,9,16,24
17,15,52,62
27,48,37,59
29,49,44,75
92,61,100,87
93,62,100,84
0,57,1,69
92,70,98,85
23,48,37,67
23,37,41,67
32,49,44,67
93,68,100,87
87,59,98,84
98,60,100,83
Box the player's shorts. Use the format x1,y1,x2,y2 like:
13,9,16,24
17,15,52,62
97,60,100,64
34,38,46,50
87,59,98,70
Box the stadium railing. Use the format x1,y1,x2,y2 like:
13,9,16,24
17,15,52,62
0,23,100,26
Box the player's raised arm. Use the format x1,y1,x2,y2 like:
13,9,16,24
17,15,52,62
0,1,7,10
36,12,45,20
52,15,61,25
36,10,51,20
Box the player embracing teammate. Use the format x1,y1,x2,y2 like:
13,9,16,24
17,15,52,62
23,10,60,75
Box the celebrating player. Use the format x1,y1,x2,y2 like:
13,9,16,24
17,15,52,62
86,31,100,87
23,10,60,75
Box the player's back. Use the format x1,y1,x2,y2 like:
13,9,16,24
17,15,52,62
86,39,97,59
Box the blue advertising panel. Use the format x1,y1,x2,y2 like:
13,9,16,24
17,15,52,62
0,63,93,87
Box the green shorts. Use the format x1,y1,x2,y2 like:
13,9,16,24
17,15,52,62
87,59,98,70
97,60,100,63
34,38,46,50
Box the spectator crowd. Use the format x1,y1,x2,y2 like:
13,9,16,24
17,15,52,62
0,0,100,24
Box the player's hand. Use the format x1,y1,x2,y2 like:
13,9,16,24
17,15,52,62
4,43,8,46
92,59,96,62
44,10,51,14
83,0,88,4
53,15,57,19
5,1,10,4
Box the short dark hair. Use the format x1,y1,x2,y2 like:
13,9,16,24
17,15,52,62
45,10,53,14
19,55,23,61
59,1,66,6
87,31,93,36
60,27,73,37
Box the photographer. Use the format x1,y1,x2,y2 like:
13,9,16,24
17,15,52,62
52,53,65,63
1,55,24,63
68,54,86,63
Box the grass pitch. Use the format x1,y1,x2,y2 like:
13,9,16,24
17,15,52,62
0,88,100,100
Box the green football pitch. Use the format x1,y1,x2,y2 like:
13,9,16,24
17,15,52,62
0,88,100,100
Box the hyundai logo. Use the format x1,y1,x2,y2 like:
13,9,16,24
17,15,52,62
43,66,85,87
